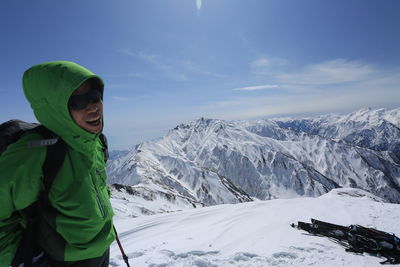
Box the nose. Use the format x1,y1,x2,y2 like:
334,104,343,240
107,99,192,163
86,101,101,112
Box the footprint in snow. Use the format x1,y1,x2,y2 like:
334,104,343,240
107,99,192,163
272,251,298,259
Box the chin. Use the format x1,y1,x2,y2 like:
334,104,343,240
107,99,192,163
84,119,103,134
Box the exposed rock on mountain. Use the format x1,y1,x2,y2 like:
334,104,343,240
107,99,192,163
108,108,400,211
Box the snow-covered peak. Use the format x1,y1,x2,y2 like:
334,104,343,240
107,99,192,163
108,107,400,216
274,107,400,158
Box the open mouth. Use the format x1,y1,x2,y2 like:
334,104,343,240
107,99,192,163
86,117,101,126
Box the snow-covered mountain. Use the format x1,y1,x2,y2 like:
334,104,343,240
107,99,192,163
107,108,400,213
110,188,400,266
275,108,400,159
109,150,129,161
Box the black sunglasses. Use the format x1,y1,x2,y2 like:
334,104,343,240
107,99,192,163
68,89,102,110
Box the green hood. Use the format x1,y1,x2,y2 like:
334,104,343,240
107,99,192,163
23,61,104,156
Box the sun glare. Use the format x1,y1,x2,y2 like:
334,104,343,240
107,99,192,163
196,0,202,10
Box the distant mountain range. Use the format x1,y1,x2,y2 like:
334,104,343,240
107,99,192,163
107,108,400,214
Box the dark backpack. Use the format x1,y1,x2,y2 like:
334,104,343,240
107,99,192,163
0,119,108,267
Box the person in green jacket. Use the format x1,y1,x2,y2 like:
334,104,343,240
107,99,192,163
0,61,115,266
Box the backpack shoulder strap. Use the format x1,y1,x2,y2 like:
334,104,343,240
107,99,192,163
34,126,68,206
99,133,109,162
11,126,68,267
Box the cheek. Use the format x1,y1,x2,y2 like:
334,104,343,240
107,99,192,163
70,110,84,124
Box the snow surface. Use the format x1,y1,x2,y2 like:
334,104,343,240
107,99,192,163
109,188,400,267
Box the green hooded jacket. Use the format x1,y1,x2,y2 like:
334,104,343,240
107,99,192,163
0,61,115,266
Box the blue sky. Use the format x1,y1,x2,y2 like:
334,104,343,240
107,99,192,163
1,0,400,149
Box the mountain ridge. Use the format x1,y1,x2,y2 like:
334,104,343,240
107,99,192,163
108,107,400,214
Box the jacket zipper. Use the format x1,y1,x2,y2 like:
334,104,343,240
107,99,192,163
96,169,113,213
90,173,106,218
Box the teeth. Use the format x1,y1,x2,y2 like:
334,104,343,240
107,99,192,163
87,118,101,125
87,117,100,122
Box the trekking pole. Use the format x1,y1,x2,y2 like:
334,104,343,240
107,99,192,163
113,226,130,267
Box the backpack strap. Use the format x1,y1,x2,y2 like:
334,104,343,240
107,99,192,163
99,133,109,162
35,126,68,208
11,126,68,267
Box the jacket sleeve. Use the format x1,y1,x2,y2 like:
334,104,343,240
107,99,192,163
0,133,46,216
0,133,46,266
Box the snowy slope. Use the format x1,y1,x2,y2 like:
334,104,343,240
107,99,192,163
109,188,400,267
108,108,400,211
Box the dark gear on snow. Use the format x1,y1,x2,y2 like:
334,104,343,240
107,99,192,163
292,218,400,265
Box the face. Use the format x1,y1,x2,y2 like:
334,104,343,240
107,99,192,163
69,80,103,134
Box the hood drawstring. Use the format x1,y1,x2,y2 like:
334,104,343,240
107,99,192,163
113,226,130,267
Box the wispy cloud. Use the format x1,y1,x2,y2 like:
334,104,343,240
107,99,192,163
119,49,225,81
202,59,400,119
201,86,400,120
107,84,134,89
137,51,175,73
250,56,288,69
180,60,226,79
249,58,376,87
202,71,226,79
250,56,289,76
169,73,189,81
233,84,279,91
102,72,145,79
243,58,383,94
275,59,375,86
127,72,145,78
117,48,135,57
118,49,225,82
111,96,137,101
118,49,189,81
138,51,158,65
